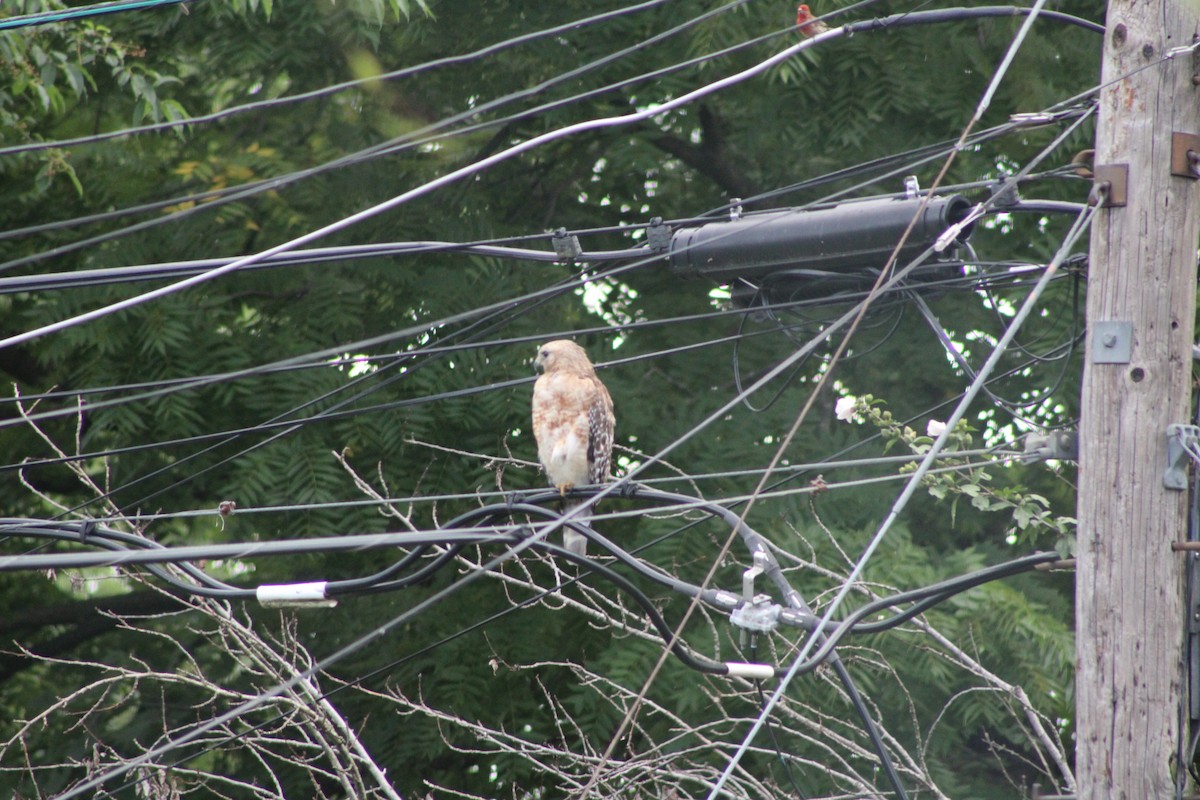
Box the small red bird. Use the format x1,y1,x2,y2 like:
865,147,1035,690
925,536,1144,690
796,4,830,37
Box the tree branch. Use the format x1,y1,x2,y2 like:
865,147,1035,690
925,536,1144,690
649,104,760,200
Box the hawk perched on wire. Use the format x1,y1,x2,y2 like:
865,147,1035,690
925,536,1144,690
531,340,615,556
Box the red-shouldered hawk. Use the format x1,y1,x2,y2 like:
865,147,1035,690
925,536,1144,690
531,340,615,556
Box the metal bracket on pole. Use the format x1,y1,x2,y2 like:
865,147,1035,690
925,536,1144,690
1091,164,1128,207
1091,320,1132,364
1165,424,1200,490
1171,132,1200,179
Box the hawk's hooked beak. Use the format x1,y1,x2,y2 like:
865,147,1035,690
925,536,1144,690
532,358,545,375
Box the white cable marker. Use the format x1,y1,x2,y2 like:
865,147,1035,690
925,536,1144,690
256,581,337,608
724,662,776,681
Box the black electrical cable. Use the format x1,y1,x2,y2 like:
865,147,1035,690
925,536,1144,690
0,240,653,295
0,0,772,272
0,500,1065,638
752,678,811,799
0,491,712,607
723,491,913,800
977,252,1086,364
726,253,1062,417
1,3,1098,277
0,245,1061,432
846,5,1103,36
1182,385,1200,793
19,193,1081,299
3,489,1066,800
708,107,1090,219
96,269,585,516
0,0,677,157
7,6,1099,796
909,289,1079,425
1,493,1065,655
48,517,557,799
786,551,1061,655
731,291,814,414
0,519,244,597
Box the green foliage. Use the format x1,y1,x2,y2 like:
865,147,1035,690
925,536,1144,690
0,0,1106,797
843,393,1077,554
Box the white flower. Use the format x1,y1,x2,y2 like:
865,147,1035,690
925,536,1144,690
835,396,857,422
926,419,947,437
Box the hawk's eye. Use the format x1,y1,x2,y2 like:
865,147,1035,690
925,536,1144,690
541,349,549,358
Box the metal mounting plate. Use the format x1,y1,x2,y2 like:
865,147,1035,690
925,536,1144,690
1092,164,1128,207
1172,132,1200,179
1092,321,1132,364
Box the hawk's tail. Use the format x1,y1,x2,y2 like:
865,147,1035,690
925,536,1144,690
561,498,589,557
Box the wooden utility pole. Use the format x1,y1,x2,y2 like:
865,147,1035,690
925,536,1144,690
1077,1,1200,797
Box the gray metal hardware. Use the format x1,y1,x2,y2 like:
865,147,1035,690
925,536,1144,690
551,228,582,260
731,599,782,633
1091,320,1132,364
1165,424,1200,490
1022,430,1078,463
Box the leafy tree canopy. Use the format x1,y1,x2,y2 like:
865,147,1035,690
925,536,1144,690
0,0,1101,797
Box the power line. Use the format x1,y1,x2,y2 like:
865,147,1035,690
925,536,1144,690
0,3,1098,277
0,22,850,352
0,225,1068,436
709,182,1101,800
1,103,1092,436
3,4,1101,792
0,0,189,30
0,0,677,157
0,0,769,269
9,486,1065,795
0,240,644,295
10,446,1017,531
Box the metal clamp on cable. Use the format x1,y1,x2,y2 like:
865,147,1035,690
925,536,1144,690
1022,430,1078,463
731,552,781,641
645,217,671,253
934,202,985,252
551,228,582,262
731,598,782,634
